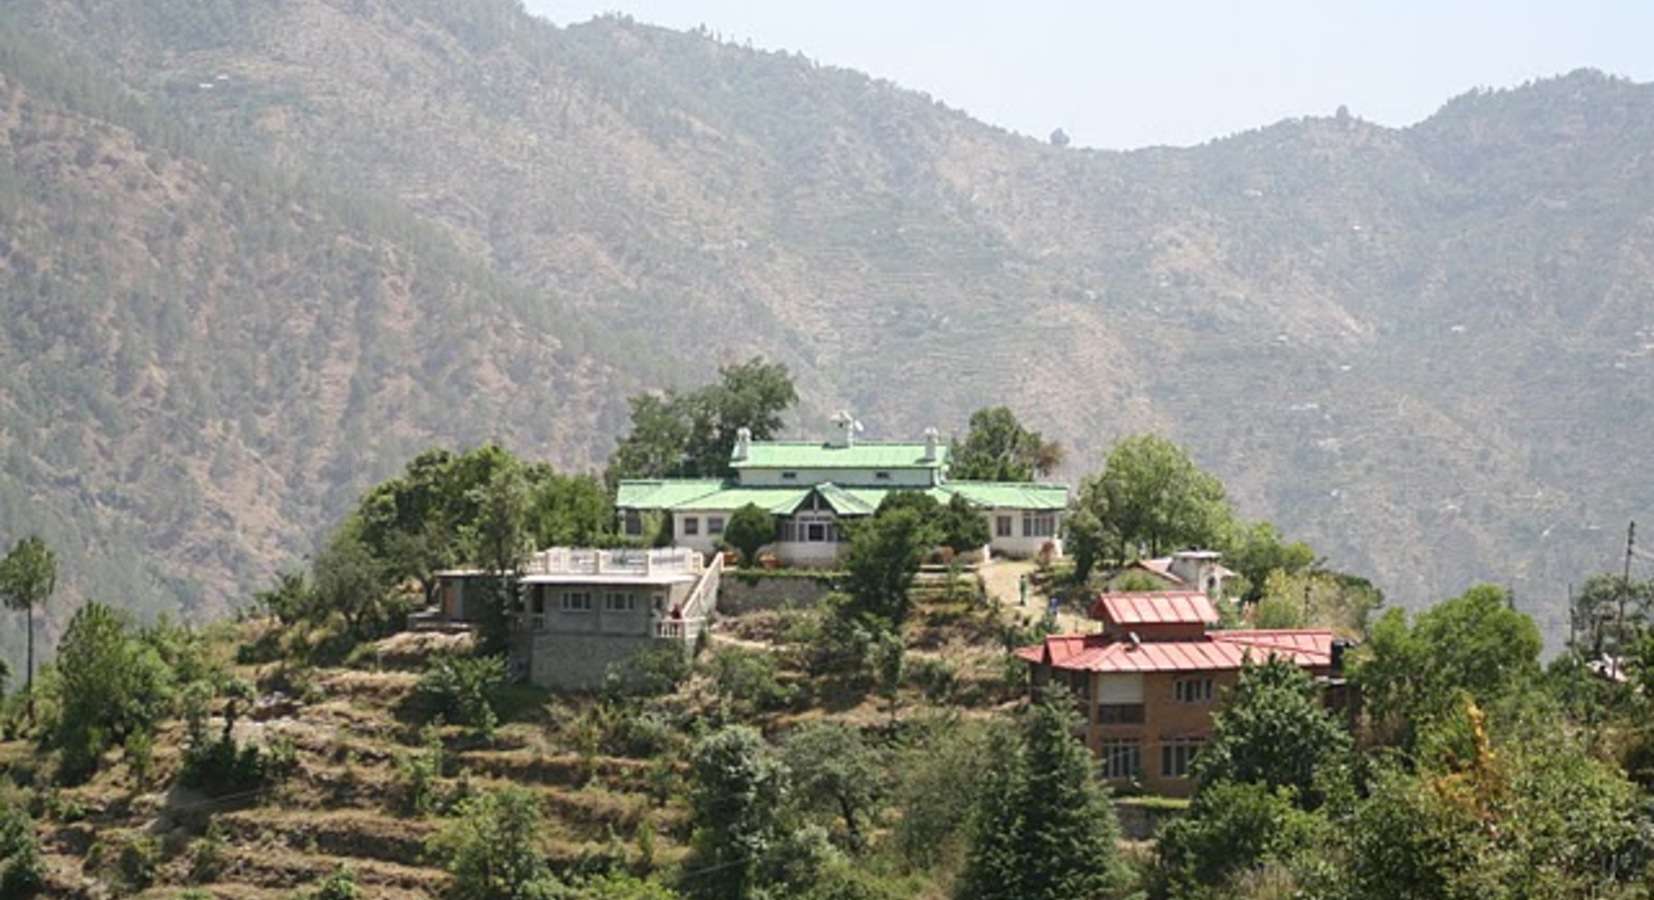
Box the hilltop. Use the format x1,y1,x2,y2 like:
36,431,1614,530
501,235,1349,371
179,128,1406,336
4,0,1654,655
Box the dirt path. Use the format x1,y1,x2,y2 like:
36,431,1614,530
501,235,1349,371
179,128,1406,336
976,559,1091,633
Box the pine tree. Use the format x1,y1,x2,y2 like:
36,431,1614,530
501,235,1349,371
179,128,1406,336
957,688,1129,900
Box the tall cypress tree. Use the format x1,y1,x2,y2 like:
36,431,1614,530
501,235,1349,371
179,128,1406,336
956,688,1129,900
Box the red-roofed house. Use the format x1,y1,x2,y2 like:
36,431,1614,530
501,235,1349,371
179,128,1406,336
1015,590,1348,796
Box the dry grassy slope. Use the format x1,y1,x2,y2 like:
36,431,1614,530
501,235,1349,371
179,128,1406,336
0,58,621,669
5,0,1654,647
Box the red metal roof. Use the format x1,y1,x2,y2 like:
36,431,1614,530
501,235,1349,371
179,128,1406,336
1016,629,1335,675
1092,591,1218,626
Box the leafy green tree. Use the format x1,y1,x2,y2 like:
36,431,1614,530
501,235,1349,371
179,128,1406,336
685,357,798,478
1348,708,1646,898
0,535,56,718
524,467,610,548
1257,568,1382,635
427,787,561,900
1155,781,1331,898
956,687,1129,900
1073,434,1234,565
312,523,394,642
782,721,884,853
468,461,533,652
1223,520,1315,604
682,726,789,900
939,493,991,556
608,394,694,481
893,719,996,872
840,507,941,627
54,601,175,782
1192,657,1352,808
609,357,797,481
949,406,1062,482
1354,585,1542,750
723,503,777,567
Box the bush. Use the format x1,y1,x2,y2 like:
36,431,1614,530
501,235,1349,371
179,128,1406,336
417,655,507,736
0,804,45,897
706,647,795,717
397,724,446,816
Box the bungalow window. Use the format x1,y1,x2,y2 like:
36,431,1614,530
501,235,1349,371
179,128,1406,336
1098,703,1146,725
1022,511,1056,538
1174,677,1215,703
995,515,1013,538
561,592,593,612
1160,739,1204,779
603,591,635,612
875,471,891,481
708,516,726,535
622,512,643,536
683,516,700,536
1099,740,1141,780
781,471,798,481
782,514,837,543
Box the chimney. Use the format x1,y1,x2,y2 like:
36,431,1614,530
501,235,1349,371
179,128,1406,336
922,427,940,462
829,410,859,448
733,427,752,462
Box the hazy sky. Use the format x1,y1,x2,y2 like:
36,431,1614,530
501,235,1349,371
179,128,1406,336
523,1,1652,150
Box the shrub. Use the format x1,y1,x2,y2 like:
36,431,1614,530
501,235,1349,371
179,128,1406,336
0,804,45,897
706,647,795,717
417,655,507,736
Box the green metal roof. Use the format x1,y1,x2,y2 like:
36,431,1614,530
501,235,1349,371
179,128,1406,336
615,481,813,515
617,477,1068,514
944,482,1070,510
732,441,949,471
614,480,726,509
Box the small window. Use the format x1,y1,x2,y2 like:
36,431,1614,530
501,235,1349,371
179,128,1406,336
996,515,1013,538
708,516,726,535
1098,703,1146,725
1100,740,1141,780
604,592,635,612
683,516,699,536
560,592,592,612
1022,511,1056,538
1160,739,1204,779
781,471,798,481
1174,678,1215,703
875,471,891,481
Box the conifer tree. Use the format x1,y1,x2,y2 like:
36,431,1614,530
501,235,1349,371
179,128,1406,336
957,688,1129,900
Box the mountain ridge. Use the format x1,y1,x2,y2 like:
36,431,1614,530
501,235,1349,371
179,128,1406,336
3,0,1652,664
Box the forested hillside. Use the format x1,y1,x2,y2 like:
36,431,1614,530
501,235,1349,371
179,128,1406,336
4,0,1654,658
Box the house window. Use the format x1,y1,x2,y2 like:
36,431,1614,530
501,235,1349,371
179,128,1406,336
1160,739,1204,779
1098,703,1146,725
995,515,1013,538
622,512,643,536
1174,678,1215,703
560,592,592,612
683,516,700,536
1099,740,1141,780
875,471,891,481
603,591,635,612
781,472,798,481
708,516,726,535
781,514,839,543
1022,512,1056,538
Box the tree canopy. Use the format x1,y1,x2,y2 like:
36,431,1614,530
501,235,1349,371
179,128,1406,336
1072,434,1234,568
949,406,1062,482
608,357,797,481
